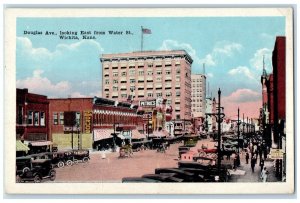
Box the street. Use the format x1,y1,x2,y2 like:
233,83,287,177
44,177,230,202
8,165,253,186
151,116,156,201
52,138,279,183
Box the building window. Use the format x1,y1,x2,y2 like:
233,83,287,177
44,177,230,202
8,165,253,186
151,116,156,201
34,111,39,126
121,72,127,76
59,112,64,125
156,92,162,97
166,70,171,75
121,94,127,98
113,80,118,84
138,65,144,69
130,86,136,91
176,91,181,97
147,93,153,97
138,80,144,83
106,93,109,98
121,81,127,83
129,70,135,76
105,79,109,84
176,76,180,82
130,79,136,83
147,71,153,75
53,113,58,125
104,74,109,77
156,70,162,75
113,86,118,91
113,72,118,77
156,77,162,82
40,112,45,126
76,112,81,126
148,64,153,68
176,69,181,74
27,111,33,125
138,70,144,75
138,87,144,90
166,92,172,97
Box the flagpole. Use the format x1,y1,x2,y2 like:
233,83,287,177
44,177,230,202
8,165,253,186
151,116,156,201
141,26,143,51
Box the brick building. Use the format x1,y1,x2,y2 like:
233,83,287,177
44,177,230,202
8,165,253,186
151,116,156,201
16,88,49,142
48,97,94,149
100,50,193,121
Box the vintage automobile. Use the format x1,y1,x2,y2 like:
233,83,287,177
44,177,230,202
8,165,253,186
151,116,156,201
154,168,203,182
142,174,184,182
16,158,56,183
122,177,161,183
72,149,90,163
51,150,74,168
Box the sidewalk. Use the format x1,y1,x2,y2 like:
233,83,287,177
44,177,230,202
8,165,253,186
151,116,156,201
228,151,279,182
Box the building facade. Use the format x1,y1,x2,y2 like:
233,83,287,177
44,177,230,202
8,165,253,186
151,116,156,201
191,74,206,118
100,50,193,120
16,88,49,142
48,97,94,150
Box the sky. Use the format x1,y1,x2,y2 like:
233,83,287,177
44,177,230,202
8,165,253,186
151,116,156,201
16,17,285,119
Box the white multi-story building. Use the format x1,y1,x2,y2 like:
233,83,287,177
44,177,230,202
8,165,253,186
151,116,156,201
191,74,206,118
100,50,193,120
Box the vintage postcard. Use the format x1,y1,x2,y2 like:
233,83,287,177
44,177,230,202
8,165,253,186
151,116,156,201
4,7,294,194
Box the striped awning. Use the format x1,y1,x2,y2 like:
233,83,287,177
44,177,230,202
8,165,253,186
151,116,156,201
132,129,145,139
16,140,30,152
93,129,114,141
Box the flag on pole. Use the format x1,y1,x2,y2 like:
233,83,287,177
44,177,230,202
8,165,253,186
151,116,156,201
142,28,152,34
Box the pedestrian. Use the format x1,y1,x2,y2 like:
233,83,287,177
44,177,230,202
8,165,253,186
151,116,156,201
259,158,265,172
251,155,256,172
245,151,249,164
260,167,269,182
232,152,237,170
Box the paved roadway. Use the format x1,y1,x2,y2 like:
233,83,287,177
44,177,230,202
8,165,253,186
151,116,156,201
53,138,280,183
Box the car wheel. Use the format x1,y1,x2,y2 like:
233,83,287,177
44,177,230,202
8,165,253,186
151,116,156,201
22,167,30,174
57,161,64,168
49,170,56,181
33,175,42,183
82,157,89,163
16,175,21,183
66,160,73,166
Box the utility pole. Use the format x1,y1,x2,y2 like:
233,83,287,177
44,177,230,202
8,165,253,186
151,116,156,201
237,108,241,166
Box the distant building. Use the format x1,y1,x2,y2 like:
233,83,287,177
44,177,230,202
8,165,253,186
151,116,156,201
191,74,206,134
205,97,213,132
100,50,193,120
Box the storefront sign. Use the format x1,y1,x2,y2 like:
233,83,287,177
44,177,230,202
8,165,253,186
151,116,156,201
140,100,156,107
84,111,93,133
270,149,284,159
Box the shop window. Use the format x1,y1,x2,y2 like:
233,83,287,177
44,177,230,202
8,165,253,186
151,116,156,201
33,111,39,126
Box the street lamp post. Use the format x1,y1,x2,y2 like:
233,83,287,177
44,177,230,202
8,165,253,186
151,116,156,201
237,108,241,167
206,88,225,178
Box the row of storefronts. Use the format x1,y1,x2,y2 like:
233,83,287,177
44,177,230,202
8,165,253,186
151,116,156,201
16,88,193,153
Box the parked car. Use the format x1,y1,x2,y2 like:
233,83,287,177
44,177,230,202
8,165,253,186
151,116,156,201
122,177,161,183
72,149,90,163
16,158,56,183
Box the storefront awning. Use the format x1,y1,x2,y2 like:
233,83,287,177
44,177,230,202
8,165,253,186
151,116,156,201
29,140,53,147
132,129,145,139
93,129,114,141
16,140,30,152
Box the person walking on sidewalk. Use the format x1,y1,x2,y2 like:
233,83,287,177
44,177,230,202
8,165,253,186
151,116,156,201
251,155,256,172
245,151,250,164
260,167,269,182
259,158,265,172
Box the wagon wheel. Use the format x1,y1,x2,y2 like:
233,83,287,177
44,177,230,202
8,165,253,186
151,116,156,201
16,175,21,183
66,160,73,166
82,157,89,163
22,167,30,174
57,161,64,168
199,151,206,157
49,170,56,181
33,175,42,183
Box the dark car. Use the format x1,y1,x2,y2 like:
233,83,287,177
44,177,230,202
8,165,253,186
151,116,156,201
154,168,202,182
72,149,90,163
122,177,161,183
142,174,184,182
16,158,56,183
52,150,74,168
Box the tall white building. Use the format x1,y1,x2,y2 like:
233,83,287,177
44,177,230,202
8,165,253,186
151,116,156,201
191,74,206,118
